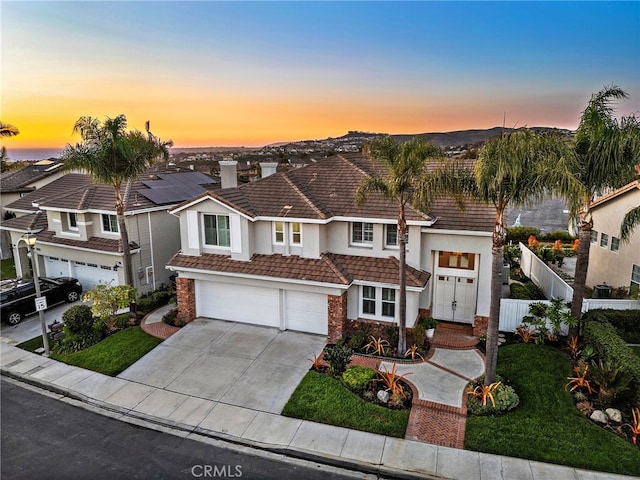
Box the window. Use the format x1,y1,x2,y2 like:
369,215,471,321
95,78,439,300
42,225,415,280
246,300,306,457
385,225,398,247
360,285,397,320
291,222,302,245
438,251,475,270
274,221,285,244
611,236,620,253
68,212,78,230
102,214,118,233
352,222,373,245
590,230,598,244
204,215,230,247
631,264,640,295
600,233,609,248
362,286,376,315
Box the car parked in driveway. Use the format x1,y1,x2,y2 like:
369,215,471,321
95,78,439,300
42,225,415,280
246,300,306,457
0,277,82,325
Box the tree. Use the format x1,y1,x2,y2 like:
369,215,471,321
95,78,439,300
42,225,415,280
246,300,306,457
425,129,579,384
0,121,20,173
83,281,137,332
569,86,640,322
621,206,640,242
62,114,172,285
356,135,445,355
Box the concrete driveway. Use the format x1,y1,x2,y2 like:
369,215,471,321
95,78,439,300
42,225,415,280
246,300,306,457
118,318,327,414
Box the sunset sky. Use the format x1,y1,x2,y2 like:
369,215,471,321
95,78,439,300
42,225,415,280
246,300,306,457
2,1,639,150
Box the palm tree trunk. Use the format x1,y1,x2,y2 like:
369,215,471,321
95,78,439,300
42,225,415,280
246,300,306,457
398,204,407,356
485,208,506,385
570,214,593,328
114,187,134,286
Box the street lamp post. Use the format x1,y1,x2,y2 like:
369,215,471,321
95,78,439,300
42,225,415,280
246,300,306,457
23,232,50,356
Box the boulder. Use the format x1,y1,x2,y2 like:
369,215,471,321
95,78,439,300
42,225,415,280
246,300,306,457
605,408,622,423
590,410,608,424
377,390,390,403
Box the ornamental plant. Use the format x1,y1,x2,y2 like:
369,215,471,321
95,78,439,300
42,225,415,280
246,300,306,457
378,363,412,401
566,364,595,395
365,336,390,356
623,407,640,445
466,381,501,407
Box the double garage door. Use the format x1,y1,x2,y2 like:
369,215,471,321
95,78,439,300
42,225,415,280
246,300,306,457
195,281,328,335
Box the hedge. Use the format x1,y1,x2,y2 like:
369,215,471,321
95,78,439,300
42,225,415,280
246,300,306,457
506,227,540,244
583,317,640,405
510,282,546,300
583,309,640,344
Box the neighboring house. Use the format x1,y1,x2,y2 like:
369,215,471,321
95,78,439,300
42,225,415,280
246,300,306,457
586,179,640,295
1,169,217,295
167,153,495,341
0,160,66,259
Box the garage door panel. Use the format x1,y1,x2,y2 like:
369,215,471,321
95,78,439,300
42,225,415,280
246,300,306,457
196,282,279,327
285,291,327,335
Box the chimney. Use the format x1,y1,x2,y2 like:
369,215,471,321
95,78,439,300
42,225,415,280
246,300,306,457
260,162,278,178
219,158,238,189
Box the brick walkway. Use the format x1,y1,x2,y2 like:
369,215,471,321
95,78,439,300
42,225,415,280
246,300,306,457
140,310,181,340
348,323,481,449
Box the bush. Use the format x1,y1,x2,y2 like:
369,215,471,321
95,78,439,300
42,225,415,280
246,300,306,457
510,282,546,300
342,366,377,392
584,309,640,344
506,227,540,244
540,230,576,242
467,383,520,416
62,305,94,335
323,343,353,376
55,331,103,354
583,318,640,405
136,290,172,316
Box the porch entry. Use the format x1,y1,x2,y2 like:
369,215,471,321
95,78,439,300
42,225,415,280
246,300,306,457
433,251,478,324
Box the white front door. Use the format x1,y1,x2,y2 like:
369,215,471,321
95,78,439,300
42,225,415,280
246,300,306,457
434,275,477,323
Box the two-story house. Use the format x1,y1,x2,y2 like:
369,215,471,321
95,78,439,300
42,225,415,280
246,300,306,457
586,179,640,295
1,169,217,295
167,153,495,341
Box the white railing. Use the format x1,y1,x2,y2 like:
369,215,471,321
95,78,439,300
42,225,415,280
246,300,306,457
518,242,573,300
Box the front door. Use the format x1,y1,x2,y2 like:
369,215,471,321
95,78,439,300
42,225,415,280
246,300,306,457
434,275,477,323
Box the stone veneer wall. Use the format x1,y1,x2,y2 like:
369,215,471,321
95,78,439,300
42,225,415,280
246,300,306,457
176,277,196,324
473,315,489,336
327,292,348,343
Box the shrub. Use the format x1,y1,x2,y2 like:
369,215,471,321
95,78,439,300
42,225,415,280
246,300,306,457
412,322,426,348
348,322,372,351
62,305,94,335
506,226,540,244
589,359,632,407
510,282,545,300
323,343,353,376
342,366,377,392
466,377,519,416
136,289,172,316
583,319,640,405
540,230,576,242
584,309,640,344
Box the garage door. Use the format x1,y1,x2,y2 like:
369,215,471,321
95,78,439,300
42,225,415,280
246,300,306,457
195,281,279,327
285,291,328,335
46,258,118,291
45,257,72,278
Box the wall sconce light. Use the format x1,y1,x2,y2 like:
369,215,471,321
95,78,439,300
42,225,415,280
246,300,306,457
113,261,122,271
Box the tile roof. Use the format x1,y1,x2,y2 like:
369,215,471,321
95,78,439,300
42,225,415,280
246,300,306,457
429,198,496,232
36,229,124,253
0,211,48,232
4,169,216,214
167,252,430,288
590,180,640,210
0,160,65,193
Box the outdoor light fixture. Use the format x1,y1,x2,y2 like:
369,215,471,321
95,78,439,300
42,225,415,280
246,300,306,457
113,261,122,271
21,231,50,356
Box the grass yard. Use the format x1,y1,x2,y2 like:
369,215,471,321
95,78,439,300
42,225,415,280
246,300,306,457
18,327,163,376
282,370,409,438
1,257,17,279
464,344,640,476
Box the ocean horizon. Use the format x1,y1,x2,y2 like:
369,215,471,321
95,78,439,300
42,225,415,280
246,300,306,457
4,148,65,161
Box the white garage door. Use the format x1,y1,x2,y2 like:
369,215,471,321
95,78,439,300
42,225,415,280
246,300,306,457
45,257,72,278
47,258,118,291
195,281,280,327
285,291,328,335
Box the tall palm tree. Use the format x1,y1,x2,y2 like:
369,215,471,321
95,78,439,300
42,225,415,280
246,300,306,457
425,129,579,384
356,135,445,355
621,206,640,242
0,121,20,173
62,114,172,285
569,86,640,321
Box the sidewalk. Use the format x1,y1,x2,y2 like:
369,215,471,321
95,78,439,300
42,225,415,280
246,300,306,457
1,343,635,479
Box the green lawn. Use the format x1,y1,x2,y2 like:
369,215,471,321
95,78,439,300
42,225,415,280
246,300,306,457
1,257,17,279
18,327,163,376
464,344,640,476
282,370,409,438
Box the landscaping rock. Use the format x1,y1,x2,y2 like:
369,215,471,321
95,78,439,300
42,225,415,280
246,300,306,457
590,410,608,424
377,390,390,403
605,408,622,423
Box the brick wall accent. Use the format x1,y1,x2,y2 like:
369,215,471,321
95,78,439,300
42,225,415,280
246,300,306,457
327,292,348,343
176,277,196,324
473,315,489,336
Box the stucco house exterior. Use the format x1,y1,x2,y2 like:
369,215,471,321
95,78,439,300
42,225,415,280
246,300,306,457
1,169,217,295
167,153,495,341
586,179,640,295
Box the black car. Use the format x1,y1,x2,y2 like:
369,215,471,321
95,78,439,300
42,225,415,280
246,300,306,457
0,277,83,325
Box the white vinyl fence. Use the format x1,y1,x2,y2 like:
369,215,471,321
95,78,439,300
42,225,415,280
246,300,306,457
498,243,640,332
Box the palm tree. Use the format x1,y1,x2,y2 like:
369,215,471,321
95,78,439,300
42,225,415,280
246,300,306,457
356,135,445,355
621,206,640,242
0,121,20,173
62,114,172,285
569,86,640,322
425,129,579,384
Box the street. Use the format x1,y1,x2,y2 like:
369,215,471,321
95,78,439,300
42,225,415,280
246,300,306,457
1,378,376,480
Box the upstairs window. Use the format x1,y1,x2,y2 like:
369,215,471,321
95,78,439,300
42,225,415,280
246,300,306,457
291,222,302,245
438,251,475,270
204,214,230,248
102,214,119,233
68,212,78,230
352,222,373,245
600,233,609,248
611,236,620,253
273,221,285,244
385,224,398,247
590,230,598,244
631,264,640,294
